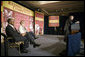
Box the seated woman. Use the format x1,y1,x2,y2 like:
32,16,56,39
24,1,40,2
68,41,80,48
19,20,40,48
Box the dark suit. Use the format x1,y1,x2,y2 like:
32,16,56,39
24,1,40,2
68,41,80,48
64,19,74,42
25,32,36,45
29,31,36,39
5,24,29,49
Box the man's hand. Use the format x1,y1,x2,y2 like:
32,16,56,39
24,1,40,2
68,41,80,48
21,33,26,36
75,21,80,24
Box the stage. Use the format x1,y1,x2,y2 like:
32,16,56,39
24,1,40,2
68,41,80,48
1,35,66,56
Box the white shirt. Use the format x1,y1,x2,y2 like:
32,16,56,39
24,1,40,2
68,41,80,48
19,25,27,34
29,23,33,32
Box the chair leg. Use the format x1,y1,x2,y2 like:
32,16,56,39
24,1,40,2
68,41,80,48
19,45,21,54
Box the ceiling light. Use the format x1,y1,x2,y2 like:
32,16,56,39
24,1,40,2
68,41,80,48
39,1,61,5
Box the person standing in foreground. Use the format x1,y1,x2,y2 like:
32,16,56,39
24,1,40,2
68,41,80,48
64,15,80,42
64,15,74,42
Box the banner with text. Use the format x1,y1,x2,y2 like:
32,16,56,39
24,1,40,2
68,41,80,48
2,1,34,33
35,11,44,35
49,16,59,27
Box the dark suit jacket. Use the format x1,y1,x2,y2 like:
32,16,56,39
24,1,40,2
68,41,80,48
5,24,26,42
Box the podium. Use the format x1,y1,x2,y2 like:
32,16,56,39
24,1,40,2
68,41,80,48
67,23,81,56
71,23,80,34
67,32,81,56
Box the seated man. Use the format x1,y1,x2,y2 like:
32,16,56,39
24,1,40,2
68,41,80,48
5,18,29,53
29,31,39,40
19,20,40,48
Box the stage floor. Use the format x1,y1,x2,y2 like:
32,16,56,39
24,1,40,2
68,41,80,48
2,35,66,56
